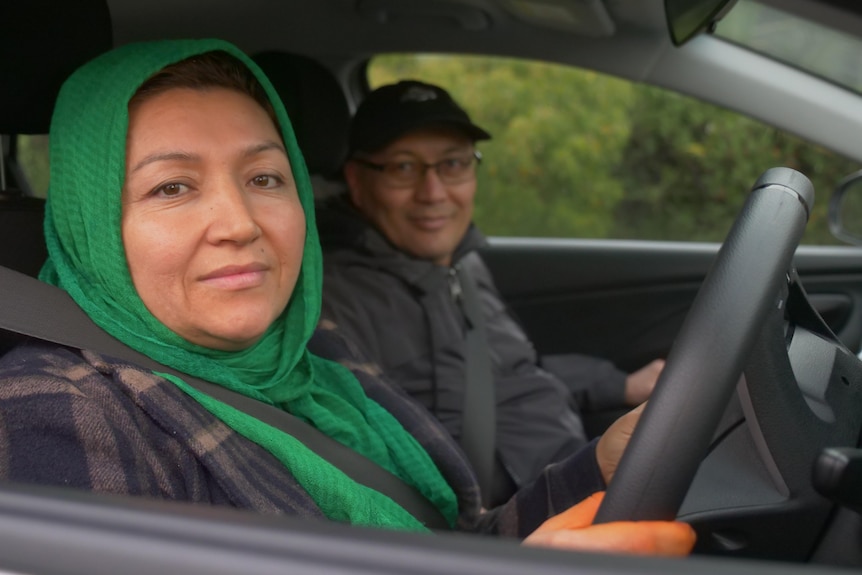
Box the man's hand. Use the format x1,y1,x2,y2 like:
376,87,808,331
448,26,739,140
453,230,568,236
624,359,664,405
596,403,644,484
523,492,695,556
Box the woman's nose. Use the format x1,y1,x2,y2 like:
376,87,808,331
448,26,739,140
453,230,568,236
205,178,262,245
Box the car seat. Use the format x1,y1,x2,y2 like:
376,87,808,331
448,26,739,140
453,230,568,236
0,0,112,279
0,0,111,355
251,51,352,197
0,186,46,278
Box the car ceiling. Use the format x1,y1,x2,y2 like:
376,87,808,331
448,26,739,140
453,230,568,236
7,0,674,132
107,0,669,57
99,0,721,112
8,0,862,163
102,0,862,165
104,0,862,79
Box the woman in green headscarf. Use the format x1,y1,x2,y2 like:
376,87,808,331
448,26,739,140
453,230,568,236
0,39,694,554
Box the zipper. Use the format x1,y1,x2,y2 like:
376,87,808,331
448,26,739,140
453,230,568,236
448,265,475,329
448,266,462,304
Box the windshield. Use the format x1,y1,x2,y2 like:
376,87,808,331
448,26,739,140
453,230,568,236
716,0,862,95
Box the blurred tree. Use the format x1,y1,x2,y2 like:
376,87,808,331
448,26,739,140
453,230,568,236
614,87,861,243
15,135,50,197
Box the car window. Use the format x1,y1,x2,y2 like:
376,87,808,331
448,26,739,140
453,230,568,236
15,135,49,198
717,0,862,96
369,54,860,244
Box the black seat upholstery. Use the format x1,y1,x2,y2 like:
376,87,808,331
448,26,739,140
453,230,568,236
252,51,351,182
0,192,46,277
2,1,112,135
1,0,112,279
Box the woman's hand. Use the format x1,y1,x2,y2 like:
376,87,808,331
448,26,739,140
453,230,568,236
596,402,644,484
523,492,696,556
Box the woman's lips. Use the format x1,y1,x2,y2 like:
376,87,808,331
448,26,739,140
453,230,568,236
199,263,269,290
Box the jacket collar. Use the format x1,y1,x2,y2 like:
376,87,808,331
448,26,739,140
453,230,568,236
316,193,487,290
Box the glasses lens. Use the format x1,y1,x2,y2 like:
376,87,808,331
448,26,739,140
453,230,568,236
376,154,479,186
437,156,476,184
382,160,421,186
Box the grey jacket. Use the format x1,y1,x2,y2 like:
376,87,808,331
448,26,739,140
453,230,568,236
317,195,625,497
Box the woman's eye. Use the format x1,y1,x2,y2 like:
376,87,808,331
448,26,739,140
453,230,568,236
251,174,283,188
154,182,187,197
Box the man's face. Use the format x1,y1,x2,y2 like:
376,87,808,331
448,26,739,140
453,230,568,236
345,127,477,267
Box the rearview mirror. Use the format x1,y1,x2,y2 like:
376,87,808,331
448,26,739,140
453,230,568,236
829,170,862,246
665,0,739,46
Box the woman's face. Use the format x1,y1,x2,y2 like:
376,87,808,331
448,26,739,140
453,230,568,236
122,87,306,350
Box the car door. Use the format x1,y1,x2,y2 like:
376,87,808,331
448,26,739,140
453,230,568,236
483,239,862,373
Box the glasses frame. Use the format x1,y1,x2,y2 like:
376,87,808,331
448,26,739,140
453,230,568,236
352,150,483,187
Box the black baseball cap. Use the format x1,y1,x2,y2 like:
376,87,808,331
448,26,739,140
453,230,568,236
348,80,491,155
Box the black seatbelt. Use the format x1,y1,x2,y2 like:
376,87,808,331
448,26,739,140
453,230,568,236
451,263,496,507
0,265,448,530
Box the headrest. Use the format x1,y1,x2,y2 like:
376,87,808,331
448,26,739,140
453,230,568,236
252,51,351,179
1,1,113,134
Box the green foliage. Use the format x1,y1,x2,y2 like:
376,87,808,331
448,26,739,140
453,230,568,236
371,54,861,245
613,86,860,242
15,135,50,197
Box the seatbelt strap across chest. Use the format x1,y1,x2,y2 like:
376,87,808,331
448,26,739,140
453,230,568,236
0,265,449,530
451,263,496,507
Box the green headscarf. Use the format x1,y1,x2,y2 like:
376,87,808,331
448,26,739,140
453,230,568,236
40,38,457,530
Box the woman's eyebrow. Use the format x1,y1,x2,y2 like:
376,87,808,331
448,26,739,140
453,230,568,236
130,151,198,174
129,141,287,174
243,141,287,158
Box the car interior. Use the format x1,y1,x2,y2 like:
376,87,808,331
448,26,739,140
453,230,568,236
2,0,862,573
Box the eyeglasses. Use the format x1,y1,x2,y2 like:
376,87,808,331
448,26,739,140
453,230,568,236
353,151,482,187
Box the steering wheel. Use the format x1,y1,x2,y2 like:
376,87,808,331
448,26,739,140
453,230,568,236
594,167,815,523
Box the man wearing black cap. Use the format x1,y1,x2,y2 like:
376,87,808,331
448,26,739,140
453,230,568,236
316,80,663,506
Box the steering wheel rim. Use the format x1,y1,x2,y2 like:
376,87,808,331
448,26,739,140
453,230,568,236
594,167,815,523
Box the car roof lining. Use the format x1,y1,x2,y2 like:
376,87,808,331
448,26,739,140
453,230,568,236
7,0,862,164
